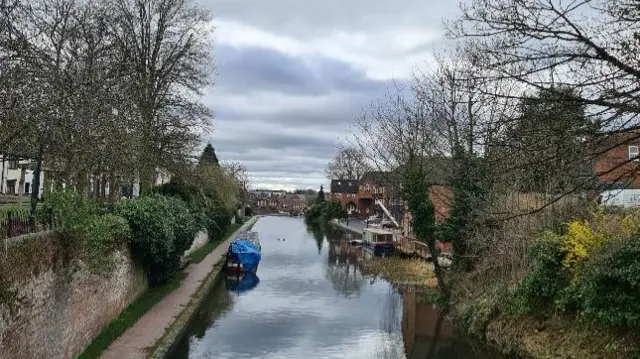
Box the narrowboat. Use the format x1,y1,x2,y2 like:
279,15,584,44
362,227,395,256
225,231,261,274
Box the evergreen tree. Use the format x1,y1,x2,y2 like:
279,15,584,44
316,185,325,204
199,143,219,167
499,87,593,193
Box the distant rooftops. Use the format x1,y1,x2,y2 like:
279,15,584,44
330,179,359,194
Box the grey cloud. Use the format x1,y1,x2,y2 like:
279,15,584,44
215,44,393,96
196,1,455,189
200,0,462,39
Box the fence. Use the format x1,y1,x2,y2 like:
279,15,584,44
0,208,56,241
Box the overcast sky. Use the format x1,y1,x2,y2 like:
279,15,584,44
199,0,462,191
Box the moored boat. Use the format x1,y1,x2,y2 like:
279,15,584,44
362,227,395,256
225,231,262,274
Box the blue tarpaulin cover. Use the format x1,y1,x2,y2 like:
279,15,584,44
230,239,261,273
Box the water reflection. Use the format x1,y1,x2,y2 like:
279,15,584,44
171,217,505,359
326,240,366,297
306,224,326,253
226,272,260,295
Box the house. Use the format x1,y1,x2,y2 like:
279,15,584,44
593,132,640,189
0,155,45,197
357,171,404,222
329,179,359,215
402,185,453,238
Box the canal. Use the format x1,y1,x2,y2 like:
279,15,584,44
171,216,504,359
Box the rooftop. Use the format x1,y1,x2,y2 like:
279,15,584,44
330,179,359,194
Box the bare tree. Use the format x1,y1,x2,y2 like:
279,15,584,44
325,146,371,181
111,0,214,189
448,0,640,130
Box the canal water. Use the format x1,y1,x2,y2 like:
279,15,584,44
171,216,504,359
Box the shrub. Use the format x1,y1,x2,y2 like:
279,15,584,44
562,220,605,269
43,191,131,275
304,203,325,224
164,196,199,256
44,190,98,235
155,178,199,204
204,202,232,241
82,214,131,274
304,201,345,225
511,231,570,315
572,234,640,329
118,195,198,286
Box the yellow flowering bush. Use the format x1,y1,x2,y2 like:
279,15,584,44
561,220,605,268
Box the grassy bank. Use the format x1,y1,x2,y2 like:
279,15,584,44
186,223,241,264
451,282,640,359
361,257,437,287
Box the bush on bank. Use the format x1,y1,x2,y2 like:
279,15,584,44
510,210,640,331
117,194,199,286
304,201,346,225
45,191,131,275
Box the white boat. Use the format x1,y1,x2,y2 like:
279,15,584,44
362,227,395,256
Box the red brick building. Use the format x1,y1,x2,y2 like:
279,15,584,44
329,179,359,215
357,171,404,221
593,133,640,189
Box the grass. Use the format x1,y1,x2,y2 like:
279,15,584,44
186,223,241,264
76,272,187,359
361,257,437,287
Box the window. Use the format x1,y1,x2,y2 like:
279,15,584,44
630,146,640,161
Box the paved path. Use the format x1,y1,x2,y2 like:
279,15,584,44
100,221,254,359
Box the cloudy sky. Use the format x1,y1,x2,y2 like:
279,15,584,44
198,0,462,191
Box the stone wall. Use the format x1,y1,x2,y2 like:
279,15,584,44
182,230,209,258
0,232,147,359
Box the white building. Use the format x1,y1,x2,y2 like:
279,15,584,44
0,155,45,197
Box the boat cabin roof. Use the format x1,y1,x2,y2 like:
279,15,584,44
363,228,394,235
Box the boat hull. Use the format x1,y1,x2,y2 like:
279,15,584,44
225,259,259,274
364,242,395,256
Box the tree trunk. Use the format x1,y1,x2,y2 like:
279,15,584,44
30,151,44,223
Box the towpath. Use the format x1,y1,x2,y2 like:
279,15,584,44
100,219,255,359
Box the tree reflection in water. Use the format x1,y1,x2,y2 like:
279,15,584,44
326,240,367,297
306,224,326,253
183,278,235,340
401,289,504,359
374,288,405,359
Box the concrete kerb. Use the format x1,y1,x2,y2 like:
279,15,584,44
329,219,363,235
146,216,260,359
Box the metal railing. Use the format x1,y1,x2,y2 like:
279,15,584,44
0,208,56,241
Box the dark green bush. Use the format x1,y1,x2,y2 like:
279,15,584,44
572,234,640,329
155,178,199,204
511,231,570,315
44,190,98,234
204,201,232,241
83,214,131,274
164,196,199,256
304,201,346,225
117,195,198,286
304,203,325,224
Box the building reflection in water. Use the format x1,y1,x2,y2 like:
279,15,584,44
326,234,501,359
401,289,454,358
326,239,366,297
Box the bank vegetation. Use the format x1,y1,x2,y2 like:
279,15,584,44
334,1,640,357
